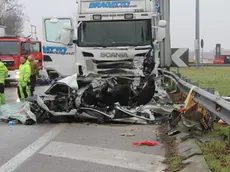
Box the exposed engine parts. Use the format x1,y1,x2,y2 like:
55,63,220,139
142,48,155,76
28,73,173,124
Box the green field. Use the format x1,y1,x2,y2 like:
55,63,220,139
172,66,230,172
171,67,230,96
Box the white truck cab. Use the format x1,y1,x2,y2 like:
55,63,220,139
42,0,167,78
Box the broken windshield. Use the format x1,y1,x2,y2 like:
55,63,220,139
78,19,152,47
0,41,19,55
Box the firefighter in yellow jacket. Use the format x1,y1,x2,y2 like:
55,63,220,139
17,56,31,100
0,60,8,104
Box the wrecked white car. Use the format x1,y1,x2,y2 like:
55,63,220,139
26,73,174,124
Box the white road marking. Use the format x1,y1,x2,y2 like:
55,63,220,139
40,141,166,172
0,124,67,172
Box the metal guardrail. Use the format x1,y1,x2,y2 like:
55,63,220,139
159,69,230,125
189,63,230,67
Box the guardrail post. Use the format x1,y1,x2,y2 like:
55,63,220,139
176,73,181,78
172,79,177,91
164,77,170,87
203,88,215,94
186,79,192,84
181,77,186,81
163,73,170,83
176,67,180,74
207,88,215,94
193,82,199,87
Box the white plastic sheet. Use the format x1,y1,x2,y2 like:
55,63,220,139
39,68,49,79
0,102,36,124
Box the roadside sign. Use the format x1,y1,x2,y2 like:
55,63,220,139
201,39,204,48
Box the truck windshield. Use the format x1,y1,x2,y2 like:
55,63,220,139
78,19,152,47
0,41,19,55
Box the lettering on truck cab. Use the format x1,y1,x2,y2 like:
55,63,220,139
89,1,137,8
100,52,128,58
42,46,74,55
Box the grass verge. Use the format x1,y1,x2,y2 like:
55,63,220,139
198,123,230,172
167,155,183,171
171,67,230,96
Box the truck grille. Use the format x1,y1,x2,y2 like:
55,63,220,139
97,69,136,75
92,59,137,76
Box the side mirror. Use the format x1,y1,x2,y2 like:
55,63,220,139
73,22,81,46
60,29,72,45
156,20,167,43
159,20,167,27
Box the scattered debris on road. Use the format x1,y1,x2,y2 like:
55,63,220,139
168,86,214,136
0,102,36,125
132,141,159,146
121,132,135,137
1,72,215,137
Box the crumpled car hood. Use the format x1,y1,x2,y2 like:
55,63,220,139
45,74,79,95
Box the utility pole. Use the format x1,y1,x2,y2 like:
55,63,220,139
195,0,200,67
159,0,171,68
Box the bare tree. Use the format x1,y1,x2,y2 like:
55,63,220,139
0,0,26,35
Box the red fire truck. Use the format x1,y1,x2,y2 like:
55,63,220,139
0,36,43,84
213,56,224,64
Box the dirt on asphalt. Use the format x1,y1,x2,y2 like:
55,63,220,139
158,124,186,172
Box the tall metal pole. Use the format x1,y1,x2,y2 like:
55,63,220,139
202,47,204,63
159,0,171,68
195,0,200,67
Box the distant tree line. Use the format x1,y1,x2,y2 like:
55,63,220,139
0,0,26,35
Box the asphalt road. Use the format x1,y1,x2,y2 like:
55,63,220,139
0,86,166,172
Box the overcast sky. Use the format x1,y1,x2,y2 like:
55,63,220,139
20,0,230,51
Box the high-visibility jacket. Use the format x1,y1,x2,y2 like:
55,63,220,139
0,61,8,84
18,60,31,86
